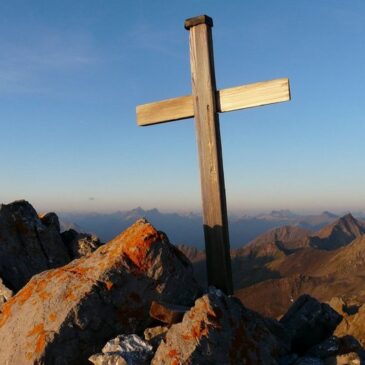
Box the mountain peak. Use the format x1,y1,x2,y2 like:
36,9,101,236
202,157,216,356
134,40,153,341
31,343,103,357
269,209,296,218
339,212,356,223
310,212,365,250
321,211,338,218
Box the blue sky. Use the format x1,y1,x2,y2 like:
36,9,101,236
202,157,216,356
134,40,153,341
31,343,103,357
0,1,364,214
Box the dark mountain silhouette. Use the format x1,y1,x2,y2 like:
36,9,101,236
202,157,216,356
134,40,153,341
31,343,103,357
308,213,365,250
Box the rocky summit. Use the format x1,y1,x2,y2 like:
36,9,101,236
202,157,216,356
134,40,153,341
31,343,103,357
0,200,365,364
0,200,104,297
0,201,70,292
0,216,201,365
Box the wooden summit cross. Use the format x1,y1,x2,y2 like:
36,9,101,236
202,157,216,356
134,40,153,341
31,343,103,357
136,15,291,294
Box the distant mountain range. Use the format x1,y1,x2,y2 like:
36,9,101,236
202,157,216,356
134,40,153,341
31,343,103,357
235,214,365,317
178,212,365,318
58,208,362,249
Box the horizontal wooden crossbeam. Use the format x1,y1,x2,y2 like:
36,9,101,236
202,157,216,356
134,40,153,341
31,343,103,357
137,95,194,126
136,78,290,126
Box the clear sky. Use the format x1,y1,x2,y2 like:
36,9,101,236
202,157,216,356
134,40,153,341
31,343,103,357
0,0,364,214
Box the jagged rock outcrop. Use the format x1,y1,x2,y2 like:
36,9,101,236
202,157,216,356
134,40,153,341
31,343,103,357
305,335,362,359
280,295,343,355
0,219,202,365
152,288,286,364
308,214,365,251
61,228,103,259
0,277,12,307
89,334,153,365
0,200,70,291
332,300,365,347
144,325,168,349
39,212,61,232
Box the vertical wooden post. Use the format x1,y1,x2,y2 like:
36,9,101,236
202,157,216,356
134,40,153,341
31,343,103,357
185,15,233,294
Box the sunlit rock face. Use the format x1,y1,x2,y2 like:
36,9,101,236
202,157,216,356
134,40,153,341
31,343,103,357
152,288,286,365
0,219,202,365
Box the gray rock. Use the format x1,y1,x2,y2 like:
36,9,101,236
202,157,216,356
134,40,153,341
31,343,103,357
61,228,103,258
0,219,202,365
0,277,12,307
39,212,61,232
280,295,343,354
89,334,153,365
89,354,127,365
0,200,70,291
306,336,341,359
152,288,284,364
307,335,362,359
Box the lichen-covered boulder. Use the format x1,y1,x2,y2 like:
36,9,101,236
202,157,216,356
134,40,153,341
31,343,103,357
0,219,202,365
152,288,285,364
0,200,70,291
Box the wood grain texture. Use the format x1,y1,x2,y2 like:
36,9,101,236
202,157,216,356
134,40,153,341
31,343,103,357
218,78,290,112
136,78,290,126
189,23,233,294
136,95,193,126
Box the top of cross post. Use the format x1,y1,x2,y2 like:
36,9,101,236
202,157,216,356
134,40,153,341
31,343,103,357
184,15,213,30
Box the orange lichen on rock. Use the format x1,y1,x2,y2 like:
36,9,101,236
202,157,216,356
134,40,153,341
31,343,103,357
38,291,51,300
17,280,37,305
27,323,44,337
36,279,47,292
27,323,47,354
0,279,39,327
179,320,210,342
63,288,77,301
19,275,58,304
49,313,57,322
191,320,209,340
168,349,180,365
168,349,178,357
0,301,12,328
35,331,46,353
105,220,160,270
65,265,91,277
